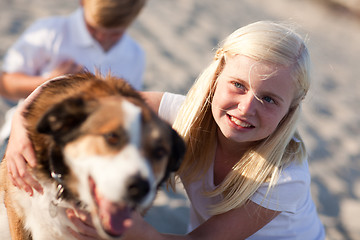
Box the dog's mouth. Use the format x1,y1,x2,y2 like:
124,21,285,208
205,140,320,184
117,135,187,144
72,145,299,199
89,176,133,237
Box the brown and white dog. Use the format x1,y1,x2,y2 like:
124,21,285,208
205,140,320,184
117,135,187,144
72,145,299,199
0,72,185,240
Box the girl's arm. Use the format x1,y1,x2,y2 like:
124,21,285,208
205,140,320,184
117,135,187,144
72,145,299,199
185,200,280,240
68,200,280,240
140,91,164,113
5,83,45,195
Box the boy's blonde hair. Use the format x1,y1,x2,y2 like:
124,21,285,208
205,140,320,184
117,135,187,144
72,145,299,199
82,0,146,28
173,21,311,215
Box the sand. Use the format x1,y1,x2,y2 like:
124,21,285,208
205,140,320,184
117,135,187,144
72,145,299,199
0,0,359,239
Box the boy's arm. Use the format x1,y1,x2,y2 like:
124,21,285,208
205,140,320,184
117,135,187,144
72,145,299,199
0,72,47,100
0,60,84,100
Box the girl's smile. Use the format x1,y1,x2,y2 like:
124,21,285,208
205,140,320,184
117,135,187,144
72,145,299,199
228,114,254,129
211,54,296,147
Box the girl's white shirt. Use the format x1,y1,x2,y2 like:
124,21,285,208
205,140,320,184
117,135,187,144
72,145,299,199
159,92,325,240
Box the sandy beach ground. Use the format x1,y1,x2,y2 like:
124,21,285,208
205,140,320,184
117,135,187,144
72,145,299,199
0,0,359,239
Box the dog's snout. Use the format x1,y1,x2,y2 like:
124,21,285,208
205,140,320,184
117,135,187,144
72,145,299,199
127,175,150,203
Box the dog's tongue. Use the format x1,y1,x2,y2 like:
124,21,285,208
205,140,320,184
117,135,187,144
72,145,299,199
90,176,133,237
98,197,133,236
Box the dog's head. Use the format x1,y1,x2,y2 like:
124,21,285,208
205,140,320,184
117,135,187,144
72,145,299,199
35,85,185,238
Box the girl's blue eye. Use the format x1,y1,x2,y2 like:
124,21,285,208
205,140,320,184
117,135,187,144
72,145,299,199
263,96,275,104
233,82,245,90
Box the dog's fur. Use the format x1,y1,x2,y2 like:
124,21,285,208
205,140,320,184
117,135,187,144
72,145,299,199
0,72,185,240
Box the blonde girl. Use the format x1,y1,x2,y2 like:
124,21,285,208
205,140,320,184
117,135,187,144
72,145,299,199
6,21,325,239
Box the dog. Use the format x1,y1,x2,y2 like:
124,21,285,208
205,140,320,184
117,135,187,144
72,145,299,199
0,72,185,240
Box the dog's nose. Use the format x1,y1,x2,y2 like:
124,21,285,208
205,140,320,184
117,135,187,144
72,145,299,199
126,175,150,203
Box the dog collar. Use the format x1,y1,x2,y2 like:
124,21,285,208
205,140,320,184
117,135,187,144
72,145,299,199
49,146,67,200
50,166,66,201
49,182,65,218
49,147,67,216
51,171,63,184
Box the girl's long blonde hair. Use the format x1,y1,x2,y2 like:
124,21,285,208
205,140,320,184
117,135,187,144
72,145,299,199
172,21,311,215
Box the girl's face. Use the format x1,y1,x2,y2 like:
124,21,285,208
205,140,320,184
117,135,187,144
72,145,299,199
211,55,295,147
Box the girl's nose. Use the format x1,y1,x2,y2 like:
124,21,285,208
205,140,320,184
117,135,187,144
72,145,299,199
237,93,258,115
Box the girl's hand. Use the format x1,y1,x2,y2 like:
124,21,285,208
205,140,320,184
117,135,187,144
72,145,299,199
67,208,134,240
121,212,163,240
67,208,161,240
67,208,106,240
6,104,43,196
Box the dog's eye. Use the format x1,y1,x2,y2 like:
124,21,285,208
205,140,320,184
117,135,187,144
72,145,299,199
152,146,168,159
104,132,124,146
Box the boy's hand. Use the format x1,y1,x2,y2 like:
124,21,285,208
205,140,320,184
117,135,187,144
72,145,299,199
48,59,84,80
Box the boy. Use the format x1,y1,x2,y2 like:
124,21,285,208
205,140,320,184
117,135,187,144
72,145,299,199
0,0,147,158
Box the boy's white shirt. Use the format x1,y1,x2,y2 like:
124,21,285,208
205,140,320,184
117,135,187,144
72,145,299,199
0,8,145,143
159,92,325,240
2,8,145,89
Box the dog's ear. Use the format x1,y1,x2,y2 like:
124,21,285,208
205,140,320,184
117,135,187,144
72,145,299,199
167,128,186,173
37,97,90,142
157,128,185,187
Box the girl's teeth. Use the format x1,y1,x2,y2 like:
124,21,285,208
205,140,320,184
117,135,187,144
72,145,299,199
230,116,252,127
